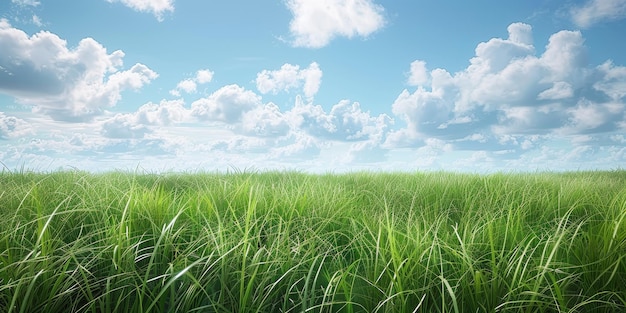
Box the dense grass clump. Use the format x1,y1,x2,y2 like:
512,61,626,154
1,170,625,312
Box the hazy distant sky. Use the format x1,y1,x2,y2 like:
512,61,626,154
1,0,625,172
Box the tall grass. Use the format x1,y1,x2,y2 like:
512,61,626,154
1,170,625,312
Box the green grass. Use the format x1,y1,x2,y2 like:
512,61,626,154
1,169,625,312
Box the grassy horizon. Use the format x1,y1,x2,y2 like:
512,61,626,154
1,169,625,312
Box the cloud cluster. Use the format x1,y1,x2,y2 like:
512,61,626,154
0,20,158,121
170,69,214,97
570,0,626,28
2,10,624,171
0,112,33,139
289,97,389,142
105,0,175,21
101,99,186,138
89,59,390,164
191,84,262,123
256,62,322,99
240,103,291,137
388,23,626,152
189,78,389,143
285,0,385,48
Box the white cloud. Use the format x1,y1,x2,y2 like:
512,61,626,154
100,99,187,139
563,101,624,134
437,116,473,129
106,0,175,21
270,133,322,160
570,0,626,28
301,63,323,99
195,69,214,84
388,69,456,144
170,79,196,96
492,105,564,135
256,62,322,99
594,61,626,101
471,23,535,74
191,84,262,123
11,0,40,6
285,0,385,48
208,136,272,154
239,103,291,137
170,69,214,96
135,99,188,126
345,139,388,163
288,96,390,141
0,112,33,139
388,22,626,151
611,134,626,143
541,30,588,82
32,15,43,27
408,60,429,86
537,81,574,100
0,21,158,121
101,114,150,139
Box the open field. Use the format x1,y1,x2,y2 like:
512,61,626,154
1,170,625,312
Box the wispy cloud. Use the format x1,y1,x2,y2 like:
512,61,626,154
570,0,626,28
31,15,43,27
105,0,175,21
11,0,40,7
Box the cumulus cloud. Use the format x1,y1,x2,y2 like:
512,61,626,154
285,0,385,48
256,62,322,99
170,69,214,96
570,0,626,28
537,81,574,100
492,105,564,135
563,100,624,134
594,61,626,101
106,0,175,21
170,79,196,97
100,99,187,139
190,84,262,123
288,96,390,142
101,114,151,139
0,20,158,121
133,98,188,126
388,22,626,152
388,68,457,146
239,103,291,137
408,60,429,86
195,69,214,84
0,112,33,139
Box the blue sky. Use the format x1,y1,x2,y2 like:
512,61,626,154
1,0,625,172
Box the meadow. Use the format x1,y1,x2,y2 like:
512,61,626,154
0,169,625,312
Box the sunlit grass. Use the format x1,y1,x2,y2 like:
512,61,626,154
1,169,625,312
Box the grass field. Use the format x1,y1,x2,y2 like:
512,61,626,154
1,170,625,312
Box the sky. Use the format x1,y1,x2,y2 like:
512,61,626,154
0,0,625,173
